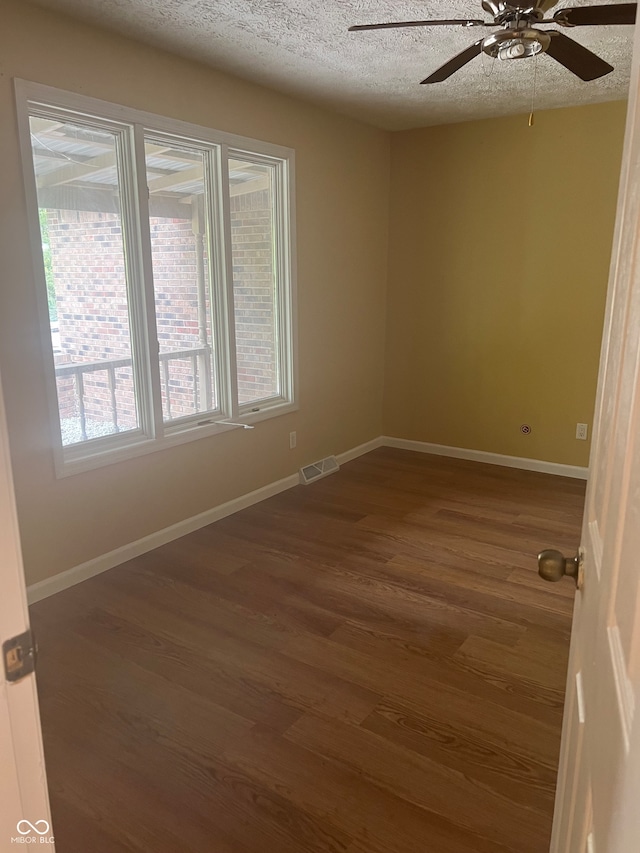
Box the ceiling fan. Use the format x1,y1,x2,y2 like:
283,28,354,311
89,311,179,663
348,1,637,83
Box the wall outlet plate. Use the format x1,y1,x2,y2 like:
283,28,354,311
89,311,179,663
576,423,588,441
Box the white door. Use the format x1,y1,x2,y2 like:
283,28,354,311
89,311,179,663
0,367,54,849
546,23,640,853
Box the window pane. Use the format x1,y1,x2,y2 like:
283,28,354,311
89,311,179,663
145,139,218,422
228,158,281,406
29,115,140,446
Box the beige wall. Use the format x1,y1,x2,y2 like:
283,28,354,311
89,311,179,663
0,1,390,585
383,102,626,467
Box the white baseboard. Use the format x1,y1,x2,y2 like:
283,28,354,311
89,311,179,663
26,435,382,605
27,472,299,604
381,436,589,480
27,433,586,604
336,436,383,465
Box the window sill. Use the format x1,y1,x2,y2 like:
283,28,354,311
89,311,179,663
54,401,298,478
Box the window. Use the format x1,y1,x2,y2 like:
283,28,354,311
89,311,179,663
18,82,296,474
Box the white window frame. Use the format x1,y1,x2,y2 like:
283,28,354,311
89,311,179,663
15,80,298,477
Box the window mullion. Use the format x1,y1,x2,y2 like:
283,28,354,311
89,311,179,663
276,158,295,405
131,123,164,437
272,160,288,402
217,143,240,419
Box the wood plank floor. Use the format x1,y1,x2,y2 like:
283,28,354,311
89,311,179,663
29,448,586,853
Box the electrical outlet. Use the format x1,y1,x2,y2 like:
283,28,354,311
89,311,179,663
289,431,297,449
576,423,588,441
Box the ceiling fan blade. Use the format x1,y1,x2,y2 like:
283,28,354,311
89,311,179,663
552,3,637,26
420,39,484,84
349,19,488,32
545,31,614,80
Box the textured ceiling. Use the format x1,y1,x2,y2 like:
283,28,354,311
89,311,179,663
29,0,633,129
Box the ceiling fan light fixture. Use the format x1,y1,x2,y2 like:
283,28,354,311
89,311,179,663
483,27,551,59
497,37,545,59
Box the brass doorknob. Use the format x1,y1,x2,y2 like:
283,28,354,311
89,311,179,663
537,549,581,587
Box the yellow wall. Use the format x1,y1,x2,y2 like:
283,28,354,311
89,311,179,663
0,1,390,585
383,102,626,466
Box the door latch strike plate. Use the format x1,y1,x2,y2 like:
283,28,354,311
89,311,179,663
577,548,585,591
3,629,37,683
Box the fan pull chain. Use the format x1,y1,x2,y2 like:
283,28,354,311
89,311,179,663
480,48,496,77
528,52,538,127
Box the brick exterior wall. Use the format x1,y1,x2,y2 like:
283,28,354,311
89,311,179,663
149,217,215,420
230,189,278,405
47,209,137,433
46,186,276,438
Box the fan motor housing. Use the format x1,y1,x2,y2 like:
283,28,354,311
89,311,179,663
481,0,558,21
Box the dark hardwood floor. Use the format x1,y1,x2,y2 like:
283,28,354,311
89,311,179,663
29,448,585,853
